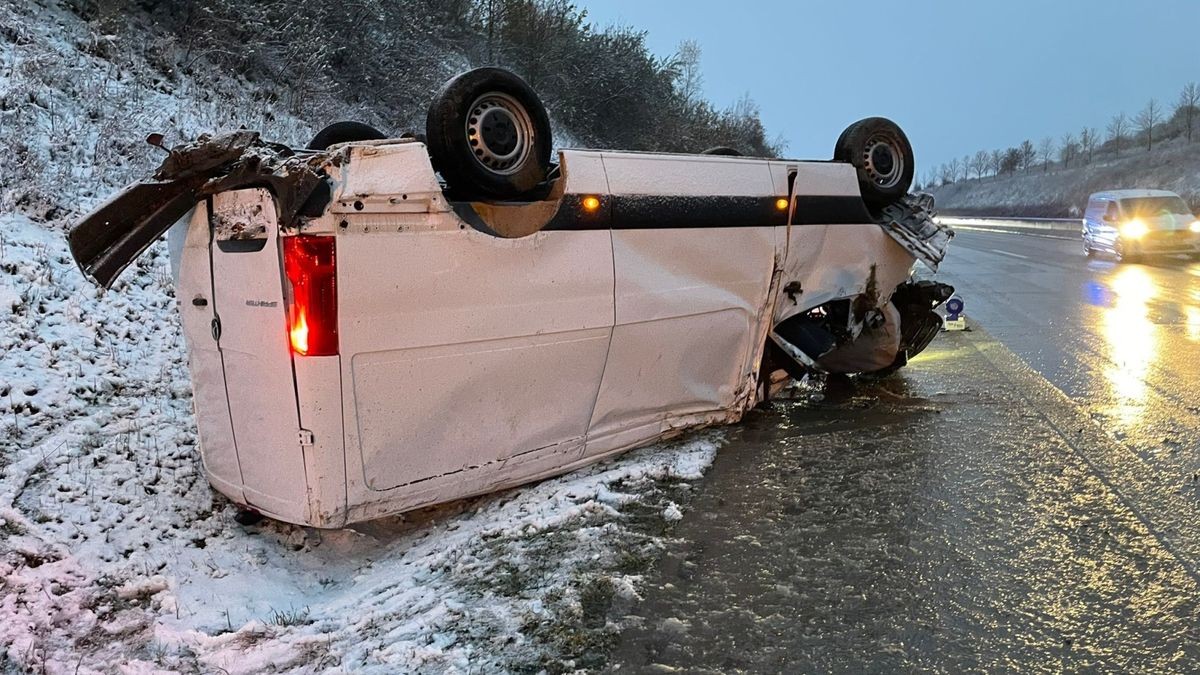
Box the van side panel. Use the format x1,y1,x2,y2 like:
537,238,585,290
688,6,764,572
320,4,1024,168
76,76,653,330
586,154,778,453
585,227,775,451
337,228,616,493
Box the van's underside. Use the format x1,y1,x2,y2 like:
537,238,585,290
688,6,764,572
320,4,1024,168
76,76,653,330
71,132,954,527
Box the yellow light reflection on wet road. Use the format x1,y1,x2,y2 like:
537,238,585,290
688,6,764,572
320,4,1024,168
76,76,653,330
1101,266,1158,425
1186,306,1200,342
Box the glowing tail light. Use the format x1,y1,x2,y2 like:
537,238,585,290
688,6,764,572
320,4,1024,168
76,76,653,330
283,235,338,356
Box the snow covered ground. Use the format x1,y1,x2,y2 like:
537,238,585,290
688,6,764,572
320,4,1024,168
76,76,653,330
0,3,723,672
0,210,720,673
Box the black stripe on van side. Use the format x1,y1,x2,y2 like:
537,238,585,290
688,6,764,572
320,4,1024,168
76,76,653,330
600,195,787,230
790,195,874,226
546,194,874,230
453,193,873,236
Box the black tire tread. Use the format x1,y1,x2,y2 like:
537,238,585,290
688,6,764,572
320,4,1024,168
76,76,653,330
425,68,552,199
833,117,915,209
307,121,386,150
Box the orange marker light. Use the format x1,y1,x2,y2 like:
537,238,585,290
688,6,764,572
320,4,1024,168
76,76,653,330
775,198,789,211
582,196,601,212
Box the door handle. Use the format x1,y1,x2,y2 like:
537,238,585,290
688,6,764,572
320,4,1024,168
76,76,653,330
192,296,208,307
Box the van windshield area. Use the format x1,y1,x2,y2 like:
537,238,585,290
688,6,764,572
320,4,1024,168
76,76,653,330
1119,196,1192,217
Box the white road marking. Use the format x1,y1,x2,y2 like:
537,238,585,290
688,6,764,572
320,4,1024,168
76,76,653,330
991,249,1031,260
953,225,1076,241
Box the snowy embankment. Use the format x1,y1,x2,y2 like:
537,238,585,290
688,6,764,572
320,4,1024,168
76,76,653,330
930,141,1200,217
0,3,721,672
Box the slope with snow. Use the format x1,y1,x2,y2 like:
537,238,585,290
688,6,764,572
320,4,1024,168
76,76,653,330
930,141,1200,217
0,2,723,672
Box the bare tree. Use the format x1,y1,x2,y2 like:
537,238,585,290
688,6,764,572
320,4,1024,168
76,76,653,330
1107,112,1129,156
1079,127,1098,164
939,162,955,185
989,149,1003,176
924,169,940,189
1018,140,1035,171
1037,137,1055,172
674,39,704,107
1058,132,1076,169
1177,83,1199,143
1001,147,1021,174
1136,99,1162,151
972,150,989,178
947,157,961,183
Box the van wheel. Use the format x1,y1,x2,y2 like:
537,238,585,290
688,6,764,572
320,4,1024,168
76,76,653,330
834,117,915,209
426,68,552,199
307,121,386,150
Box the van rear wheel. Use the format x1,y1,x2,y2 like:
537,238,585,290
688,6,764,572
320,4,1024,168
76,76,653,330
702,146,743,156
307,121,386,150
426,68,553,199
834,117,915,209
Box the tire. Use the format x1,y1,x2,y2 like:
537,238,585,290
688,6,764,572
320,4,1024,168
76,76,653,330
702,146,742,156
307,121,386,150
426,67,552,199
834,117,915,209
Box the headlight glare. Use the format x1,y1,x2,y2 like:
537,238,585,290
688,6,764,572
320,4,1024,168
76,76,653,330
1120,219,1148,239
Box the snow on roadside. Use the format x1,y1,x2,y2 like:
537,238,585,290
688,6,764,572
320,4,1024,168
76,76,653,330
0,211,720,673
0,3,726,671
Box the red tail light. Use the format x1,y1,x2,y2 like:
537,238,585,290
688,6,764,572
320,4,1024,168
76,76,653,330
283,235,338,356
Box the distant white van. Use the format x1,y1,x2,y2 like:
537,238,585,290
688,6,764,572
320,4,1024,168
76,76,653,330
70,69,954,527
1082,189,1200,261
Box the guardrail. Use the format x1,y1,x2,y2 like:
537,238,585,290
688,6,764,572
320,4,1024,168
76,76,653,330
935,216,1082,234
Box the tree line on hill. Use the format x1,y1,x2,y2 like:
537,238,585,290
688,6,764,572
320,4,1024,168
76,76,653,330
920,83,1199,191
71,0,782,156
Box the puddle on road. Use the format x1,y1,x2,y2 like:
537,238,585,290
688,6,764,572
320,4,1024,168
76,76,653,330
602,341,1200,673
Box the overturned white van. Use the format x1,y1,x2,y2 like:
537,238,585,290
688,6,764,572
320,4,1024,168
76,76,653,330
70,68,953,527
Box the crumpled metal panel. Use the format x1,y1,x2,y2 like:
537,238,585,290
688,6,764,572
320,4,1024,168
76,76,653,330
877,194,955,270
69,131,326,288
586,226,776,446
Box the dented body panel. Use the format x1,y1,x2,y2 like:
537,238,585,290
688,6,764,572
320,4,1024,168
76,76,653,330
78,134,953,527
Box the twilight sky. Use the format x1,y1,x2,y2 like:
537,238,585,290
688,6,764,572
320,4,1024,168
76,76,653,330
575,0,1200,179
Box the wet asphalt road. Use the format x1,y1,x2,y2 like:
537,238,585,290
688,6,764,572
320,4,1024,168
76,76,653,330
942,228,1200,503
604,229,1200,673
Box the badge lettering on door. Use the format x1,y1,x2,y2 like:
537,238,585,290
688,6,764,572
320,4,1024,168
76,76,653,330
245,300,279,308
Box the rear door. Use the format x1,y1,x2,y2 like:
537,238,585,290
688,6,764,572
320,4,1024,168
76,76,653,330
208,189,309,521
174,205,243,502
